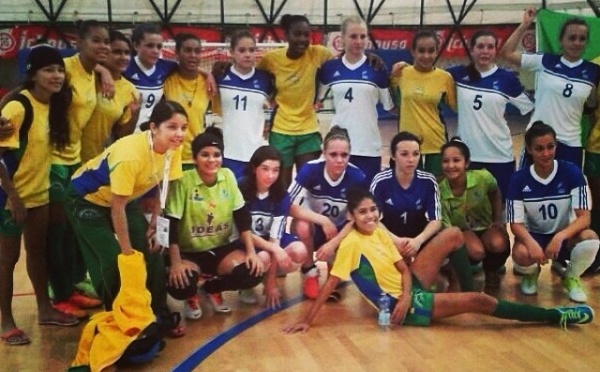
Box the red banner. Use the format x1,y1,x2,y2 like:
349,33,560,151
0,24,518,59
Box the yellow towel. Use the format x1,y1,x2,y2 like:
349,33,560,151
70,250,156,372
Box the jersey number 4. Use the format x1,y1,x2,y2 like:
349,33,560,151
344,88,354,102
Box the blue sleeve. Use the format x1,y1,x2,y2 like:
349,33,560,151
374,66,391,88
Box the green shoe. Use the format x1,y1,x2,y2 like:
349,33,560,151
555,305,594,328
562,276,587,303
75,279,99,299
520,267,540,295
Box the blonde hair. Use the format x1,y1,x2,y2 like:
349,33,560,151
340,15,367,35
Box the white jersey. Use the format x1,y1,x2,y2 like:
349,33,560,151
448,65,534,162
521,53,599,147
217,66,273,162
289,159,367,227
506,160,590,235
124,56,178,131
318,56,394,157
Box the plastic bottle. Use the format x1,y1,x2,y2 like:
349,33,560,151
377,292,391,329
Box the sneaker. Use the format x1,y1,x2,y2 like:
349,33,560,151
484,270,501,292
551,261,567,278
184,295,203,320
68,292,102,309
75,279,100,299
563,277,587,303
239,289,258,305
555,305,594,328
520,268,540,295
53,301,88,319
205,292,231,313
303,275,319,299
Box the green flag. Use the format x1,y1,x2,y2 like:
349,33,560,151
537,9,600,59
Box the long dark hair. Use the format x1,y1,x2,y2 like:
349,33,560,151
240,145,286,203
465,30,498,82
22,57,71,151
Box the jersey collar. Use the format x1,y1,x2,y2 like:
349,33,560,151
135,56,157,76
560,56,583,68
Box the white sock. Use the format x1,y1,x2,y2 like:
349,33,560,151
566,239,600,278
520,264,540,275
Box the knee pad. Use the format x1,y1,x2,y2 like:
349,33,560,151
231,264,263,290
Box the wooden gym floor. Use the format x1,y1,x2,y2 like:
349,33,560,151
2,118,600,371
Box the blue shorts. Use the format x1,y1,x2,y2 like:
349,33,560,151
469,161,515,201
350,155,381,184
530,232,568,254
223,158,248,181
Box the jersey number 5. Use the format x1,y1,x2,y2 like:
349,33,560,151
473,94,483,110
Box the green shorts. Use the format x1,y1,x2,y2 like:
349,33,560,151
403,275,434,327
584,151,600,178
269,132,322,168
419,153,442,177
0,209,23,237
49,163,80,203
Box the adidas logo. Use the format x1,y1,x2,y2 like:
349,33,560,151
130,73,140,80
522,185,532,192
223,75,232,81
385,198,394,205
333,71,341,77
313,185,322,191
462,76,470,81
555,63,562,68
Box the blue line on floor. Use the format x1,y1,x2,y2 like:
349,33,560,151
171,294,305,372
172,281,350,371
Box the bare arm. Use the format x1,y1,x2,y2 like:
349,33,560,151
283,275,342,333
0,148,26,224
391,259,412,325
488,186,504,226
500,7,537,66
110,194,135,255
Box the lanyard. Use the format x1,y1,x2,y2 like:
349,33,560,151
148,131,172,210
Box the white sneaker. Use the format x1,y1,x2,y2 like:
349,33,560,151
184,294,203,320
239,289,259,305
563,277,587,303
520,268,540,295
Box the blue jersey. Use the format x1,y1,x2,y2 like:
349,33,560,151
124,57,178,130
521,53,599,147
318,56,394,157
506,160,590,235
217,67,273,161
448,65,534,163
247,191,291,241
289,160,367,227
370,169,441,238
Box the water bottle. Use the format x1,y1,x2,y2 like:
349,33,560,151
377,292,391,329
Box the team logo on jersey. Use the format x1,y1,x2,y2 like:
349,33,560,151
492,80,499,90
130,73,140,80
253,79,261,89
557,183,565,194
385,198,394,206
362,70,369,79
341,188,347,198
582,70,589,79
285,73,300,84
76,208,102,220
522,185,532,192
415,199,422,210
192,189,204,201
333,71,341,77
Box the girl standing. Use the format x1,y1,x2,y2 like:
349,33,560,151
318,16,394,182
80,30,140,163
447,30,534,199
258,14,333,186
0,45,78,346
164,33,210,170
213,30,274,179
391,30,456,176
501,8,599,169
